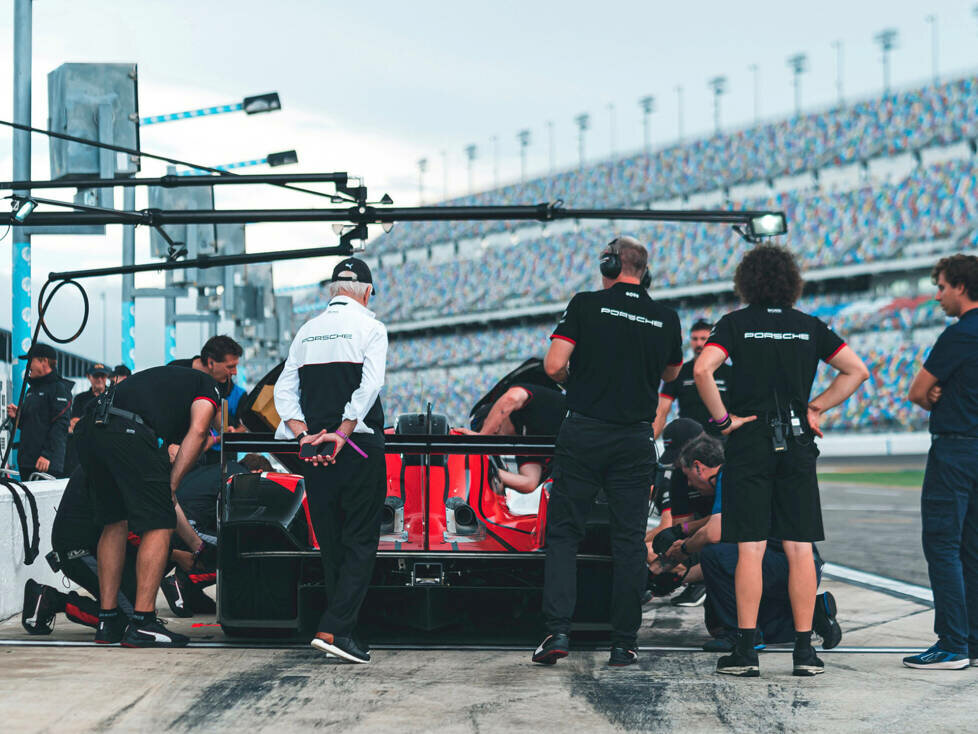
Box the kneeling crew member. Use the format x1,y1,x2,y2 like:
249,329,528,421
533,236,682,667
76,365,222,647
694,244,868,677
469,383,566,494
275,257,387,665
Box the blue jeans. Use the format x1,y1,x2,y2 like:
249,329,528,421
921,436,978,655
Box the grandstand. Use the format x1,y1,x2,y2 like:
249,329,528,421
286,74,978,435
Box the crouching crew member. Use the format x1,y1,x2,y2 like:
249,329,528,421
274,257,387,664
905,254,978,669
533,236,682,667
75,365,222,647
694,244,868,677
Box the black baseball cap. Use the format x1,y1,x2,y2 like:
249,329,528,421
330,257,377,296
18,343,57,361
659,418,705,465
112,364,132,377
87,363,110,377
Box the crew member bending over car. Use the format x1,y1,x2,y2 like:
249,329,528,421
533,236,682,668
464,383,566,494
75,365,222,648
275,257,387,665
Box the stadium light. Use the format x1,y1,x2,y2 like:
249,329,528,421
832,40,844,108
417,158,427,204
490,135,499,189
787,54,808,116
638,95,655,151
874,28,899,93
517,130,531,183
546,121,555,174
674,85,684,142
464,144,478,193
9,195,37,222
574,114,590,168
926,15,938,84
708,76,727,134
607,103,616,155
747,65,759,122
747,212,787,238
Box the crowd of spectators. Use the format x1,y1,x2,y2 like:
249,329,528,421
367,75,978,254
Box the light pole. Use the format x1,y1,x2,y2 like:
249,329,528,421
12,0,31,400
440,149,448,199
787,53,808,116
708,76,727,134
417,157,427,204
140,92,281,126
517,129,531,183
546,121,555,174
748,64,759,122
874,28,899,94
464,144,477,194
607,102,616,155
490,135,499,189
574,113,590,167
926,14,938,84
832,40,844,107
638,95,655,151
674,85,684,142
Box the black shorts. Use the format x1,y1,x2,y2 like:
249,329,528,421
75,417,175,534
721,423,823,543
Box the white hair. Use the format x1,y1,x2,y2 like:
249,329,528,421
328,280,372,300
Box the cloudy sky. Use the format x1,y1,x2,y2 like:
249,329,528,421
0,0,977,367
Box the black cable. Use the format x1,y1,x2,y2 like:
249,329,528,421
0,118,342,202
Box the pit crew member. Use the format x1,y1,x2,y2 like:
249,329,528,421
275,257,387,665
905,254,978,670
533,236,682,668
694,244,868,677
653,320,731,437
75,365,222,647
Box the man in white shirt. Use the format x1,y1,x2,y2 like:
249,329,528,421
274,257,388,664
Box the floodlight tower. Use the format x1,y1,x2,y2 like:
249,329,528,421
674,85,684,142
546,121,555,173
926,14,938,84
708,76,727,134
517,129,531,183
490,135,499,188
464,144,477,193
787,53,808,116
607,102,616,155
748,64,759,122
638,95,655,151
874,28,899,93
832,40,844,107
574,113,590,167
417,157,427,204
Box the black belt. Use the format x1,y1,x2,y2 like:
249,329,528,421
108,407,146,425
566,410,652,429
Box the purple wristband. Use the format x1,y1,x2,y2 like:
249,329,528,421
336,429,368,458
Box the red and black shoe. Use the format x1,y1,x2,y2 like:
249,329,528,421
532,633,570,665
608,646,639,667
311,632,370,663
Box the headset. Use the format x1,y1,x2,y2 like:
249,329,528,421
599,238,652,290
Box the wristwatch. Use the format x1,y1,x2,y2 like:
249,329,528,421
680,540,690,556
296,430,308,441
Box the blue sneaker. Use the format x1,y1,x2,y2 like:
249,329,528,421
902,644,970,670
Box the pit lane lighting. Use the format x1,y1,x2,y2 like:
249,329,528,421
748,213,787,238
10,196,37,222
267,150,298,167
140,92,281,126
243,93,281,115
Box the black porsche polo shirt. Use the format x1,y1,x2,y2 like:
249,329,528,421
706,304,845,416
661,359,732,427
550,282,683,424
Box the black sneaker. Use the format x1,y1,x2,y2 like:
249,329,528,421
182,570,217,614
703,628,765,653
95,611,128,645
608,646,638,667
22,579,56,635
672,583,707,607
793,645,825,676
531,633,570,665
716,647,760,677
812,591,842,650
121,615,190,648
161,573,193,618
311,632,370,663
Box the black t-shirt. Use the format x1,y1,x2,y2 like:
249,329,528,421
551,283,683,424
51,466,98,551
508,383,566,470
168,356,232,398
71,388,100,419
112,366,221,444
660,360,732,427
924,309,978,435
707,305,845,415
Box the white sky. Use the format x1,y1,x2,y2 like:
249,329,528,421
0,0,977,367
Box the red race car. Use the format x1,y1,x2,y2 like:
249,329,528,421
219,362,615,644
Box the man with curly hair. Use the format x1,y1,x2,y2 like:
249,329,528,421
905,254,978,670
692,244,868,677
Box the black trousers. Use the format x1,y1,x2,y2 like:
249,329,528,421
700,542,823,644
302,434,386,637
543,414,655,647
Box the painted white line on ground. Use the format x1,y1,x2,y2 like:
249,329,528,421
821,504,918,513
822,562,933,603
842,487,901,497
